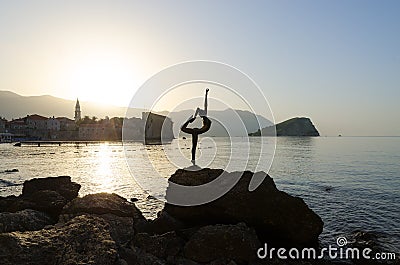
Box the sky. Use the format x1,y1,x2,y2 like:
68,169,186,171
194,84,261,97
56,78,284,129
0,0,399,136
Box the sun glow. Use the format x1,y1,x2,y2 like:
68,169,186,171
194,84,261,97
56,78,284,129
67,52,139,106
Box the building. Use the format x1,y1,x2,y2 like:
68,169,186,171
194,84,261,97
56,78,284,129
56,117,76,131
123,117,144,141
26,114,48,130
0,117,6,133
78,123,110,140
74,98,81,123
142,112,174,144
78,118,123,141
0,132,13,143
47,116,61,131
9,118,29,136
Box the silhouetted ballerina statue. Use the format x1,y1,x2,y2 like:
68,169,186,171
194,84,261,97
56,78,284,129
181,88,211,166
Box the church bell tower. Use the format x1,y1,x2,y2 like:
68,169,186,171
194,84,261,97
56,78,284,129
74,98,81,123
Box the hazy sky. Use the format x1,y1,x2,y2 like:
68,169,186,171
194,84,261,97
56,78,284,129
0,1,399,136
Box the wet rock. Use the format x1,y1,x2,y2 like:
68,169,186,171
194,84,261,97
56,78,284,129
0,209,54,233
22,176,80,200
134,231,185,259
164,168,323,246
183,223,261,263
0,215,118,265
4,169,18,173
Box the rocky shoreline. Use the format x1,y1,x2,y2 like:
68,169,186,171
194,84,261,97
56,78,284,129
0,170,390,265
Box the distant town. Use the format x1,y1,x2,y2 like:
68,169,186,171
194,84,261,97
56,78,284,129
0,99,174,143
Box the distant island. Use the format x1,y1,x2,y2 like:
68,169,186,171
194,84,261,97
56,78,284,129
249,117,320,137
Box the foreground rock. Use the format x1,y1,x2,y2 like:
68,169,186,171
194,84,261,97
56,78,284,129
61,193,144,219
163,168,323,246
0,176,80,218
60,193,146,245
22,176,80,200
0,215,118,265
0,172,332,264
0,209,54,233
184,223,261,263
134,231,185,260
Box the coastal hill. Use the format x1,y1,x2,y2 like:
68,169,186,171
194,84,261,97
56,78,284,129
0,90,142,119
249,117,320,136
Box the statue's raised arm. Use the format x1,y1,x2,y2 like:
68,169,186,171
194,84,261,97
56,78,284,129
204,88,209,117
194,88,209,118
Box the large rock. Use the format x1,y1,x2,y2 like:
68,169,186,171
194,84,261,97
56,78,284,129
119,246,166,265
140,211,186,235
0,195,20,212
183,223,260,263
61,193,146,245
0,209,54,233
0,176,80,217
62,193,144,219
164,168,323,246
22,176,80,200
134,231,185,259
0,215,118,265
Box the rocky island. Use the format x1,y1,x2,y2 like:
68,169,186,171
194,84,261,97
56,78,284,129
249,117,320,137
0,170,335,265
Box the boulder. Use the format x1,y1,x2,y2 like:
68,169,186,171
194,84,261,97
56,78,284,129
0,215,118,265
62,193,144,219
140,211,186,235
0,176,80,217
0,209,54,233
25,190,68,216
118,246,166,265
61,193,146,245
0,195,21,212
0,190,70,218
183,223,261,263
164,168,323,246
22,176,80,200
134,231,185,259
60,212,134,246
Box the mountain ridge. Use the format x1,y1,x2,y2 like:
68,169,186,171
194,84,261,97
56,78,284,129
0,91,272,137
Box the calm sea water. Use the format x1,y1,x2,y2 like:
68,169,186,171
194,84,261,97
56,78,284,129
0,137,399,253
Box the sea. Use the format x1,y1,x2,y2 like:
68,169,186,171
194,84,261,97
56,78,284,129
0,137,399,255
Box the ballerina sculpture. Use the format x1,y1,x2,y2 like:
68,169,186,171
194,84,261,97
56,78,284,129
180,88,211,166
